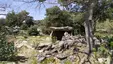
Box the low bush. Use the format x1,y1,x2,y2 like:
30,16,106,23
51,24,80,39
20,24,28,30
0,33,16,61
28,25,39,36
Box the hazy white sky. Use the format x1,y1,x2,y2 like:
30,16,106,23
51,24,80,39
0,0,61,20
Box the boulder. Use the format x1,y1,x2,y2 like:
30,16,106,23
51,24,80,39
37,54,46,62
56,53,68,60
37,43,52,50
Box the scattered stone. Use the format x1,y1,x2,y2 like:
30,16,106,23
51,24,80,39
44,44,53,51
56,54,68,60
37,54,46,62
37,43,52,50
38,43,52,47
93,37,101,45
98,58,107,63
58,41,65,48
44,51,52,55
66,40,75,47
68,55,76,62
16,40,34,49
38,49,44,53
51,49,58,53
36,33,88,62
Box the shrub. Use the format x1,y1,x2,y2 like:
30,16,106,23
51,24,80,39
20,24,28,30
0,34,16,61
28,25,39,36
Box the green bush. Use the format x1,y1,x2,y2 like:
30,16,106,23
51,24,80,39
28,25,39,36
0,34,16,61
20,24,28,30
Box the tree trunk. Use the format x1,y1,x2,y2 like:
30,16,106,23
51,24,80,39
84,0,95,53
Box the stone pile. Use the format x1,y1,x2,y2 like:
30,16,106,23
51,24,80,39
36,32,87,63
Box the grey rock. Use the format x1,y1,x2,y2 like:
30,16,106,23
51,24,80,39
68,55,76,62
44,51,52,55
37,54,46,62
37,43,52,50
56,54,68,60
44,44,53,51
58,41,65,47
66,40,74,46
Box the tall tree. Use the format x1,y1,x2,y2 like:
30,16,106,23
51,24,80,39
6,10,33,27
6,11,17,27
58,0,113,53
58,0,96,54
16,10,29,26
45,6,73,27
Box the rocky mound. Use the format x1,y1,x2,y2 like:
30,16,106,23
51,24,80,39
35,32,89,63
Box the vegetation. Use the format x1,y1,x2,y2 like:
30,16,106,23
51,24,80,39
28,25,39,36
0,27,16,61
1,0,113,64
6,10,34,27
0,36,16,61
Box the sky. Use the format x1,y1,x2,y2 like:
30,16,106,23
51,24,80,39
0,0,61,20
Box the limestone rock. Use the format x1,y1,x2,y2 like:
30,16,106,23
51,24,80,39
98,58,107,63
37,54,46,62
37,43,52,50
56,53,68,60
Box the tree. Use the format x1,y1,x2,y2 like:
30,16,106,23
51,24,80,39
25,16,34,27
58,0,113,63
0,18,6,26
6,11,17,27
58,0,96,54
6,10,33,27
71,12,85,35
45,6,73,27
16,10,29,26
58,0,113,52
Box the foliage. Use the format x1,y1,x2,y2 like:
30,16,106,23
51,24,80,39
38,6,85,35
93,0,113,22
45,6,73,27
98,44,110,58
37,20,51,34
105,36,113,50
25,16,34,27
6,10,34,27
28,25,39,36
0,18,6,26
20,24,29,30
71,12,85,35
40,6,84,34
96,20,113,33
6,11,17,27
0,33,16,61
